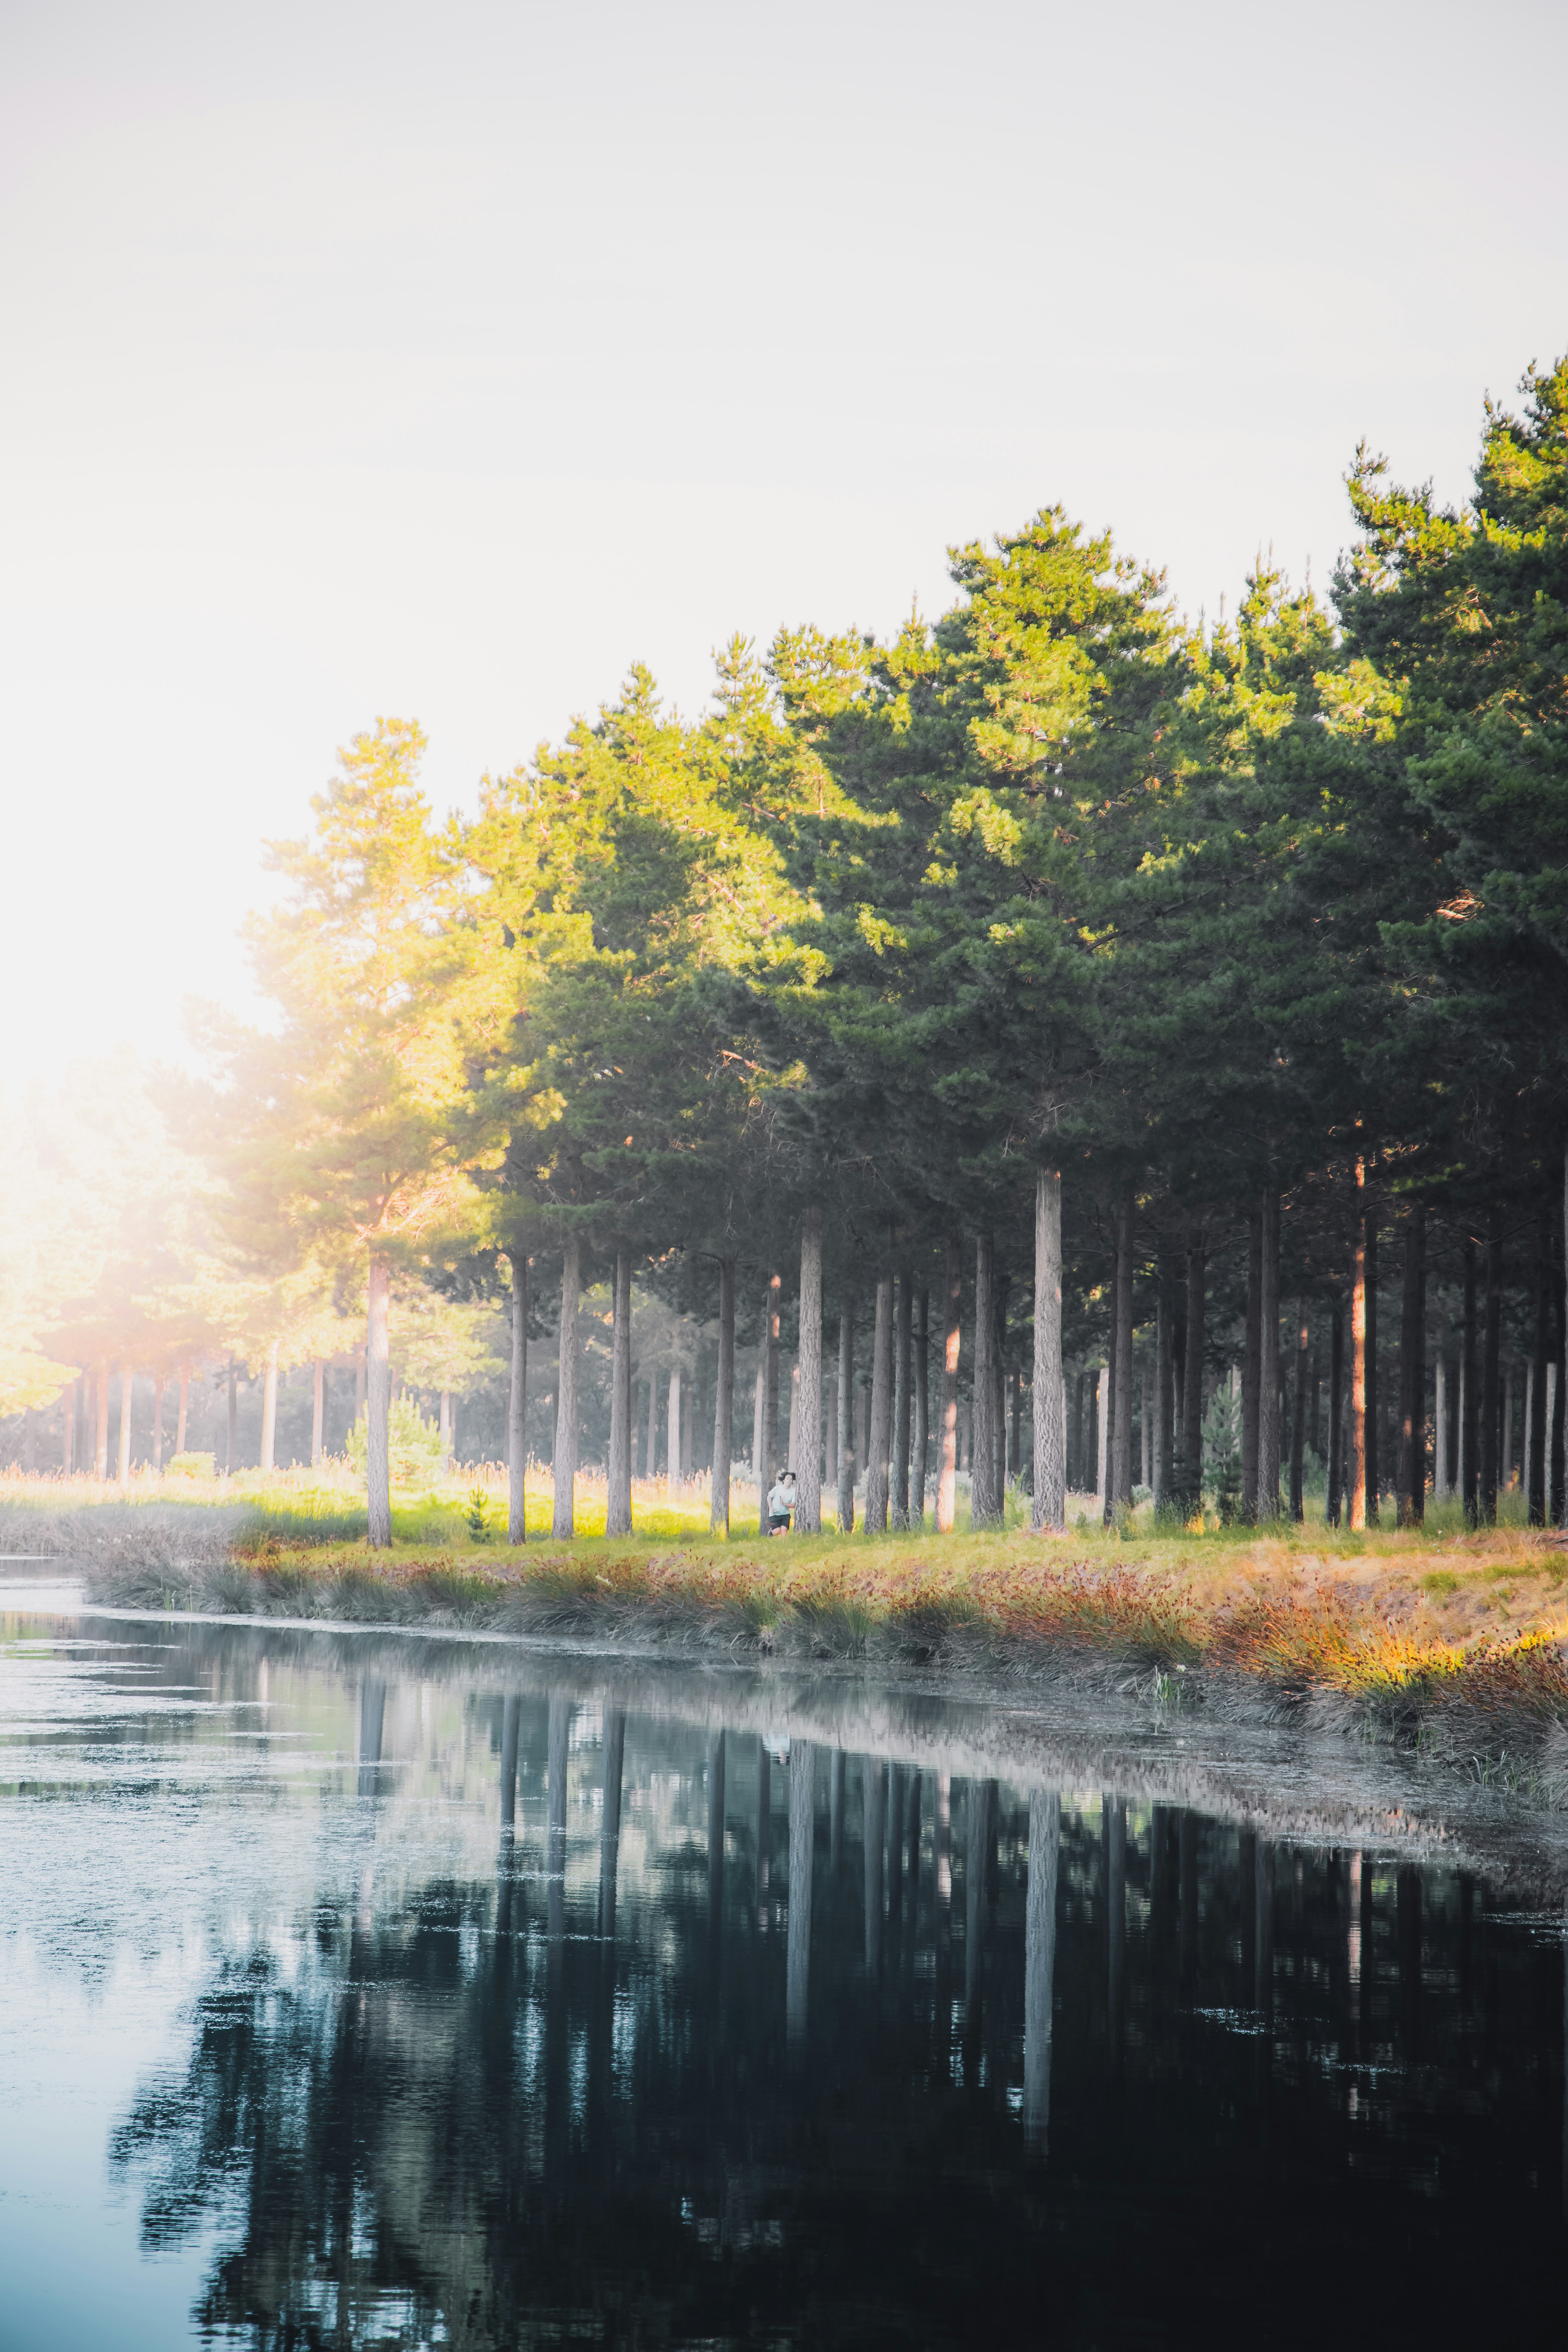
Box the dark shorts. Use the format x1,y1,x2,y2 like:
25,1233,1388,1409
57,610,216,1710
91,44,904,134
768,1512,791,1532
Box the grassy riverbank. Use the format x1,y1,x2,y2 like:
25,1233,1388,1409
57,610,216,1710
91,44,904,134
14,1462,1564,1794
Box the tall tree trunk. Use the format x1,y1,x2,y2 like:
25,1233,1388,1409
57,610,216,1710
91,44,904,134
1242,1206,1262,1520
1350,1166,1368,1531
1434,1352,1449,1497
651,1372,663,1485
507,1255,528,1541
1553,1156,1566,1527
1140,1354,1152,1490
1364,1187,1380,1523
311,1359,325,1468
1258,1188,1280,1519
552,1235,580,1538
1154,1283,1171,1508
866,1271,894,1531
1096,1364,1110,1501
1462,1234,1479,1522
1290,1303,1308,1521
1032,1167,1066,1531
666,1369,681,1500
912,1287,929,1528
1480,1207,1502,1526
260,1341,279,1474
836,1301,856,1533
892,1266,912,1530
936,1235,962,1533
1328,1297,1344,1524
710,1255,735,1536
971,1235,999,1528
993,1267,1009,1508
367,1254,392,1546
1181,1235,1205,1518
1530,1214,1550,1528
608,1250,634,1536
22,1408,35,1473
226,1356,238,1477
1398,1207,1426,1525
1111,1198,1134,1515
760,1271,781,1534
116,1360,134,1488
796,1220,821,1534
152,1375,164,1473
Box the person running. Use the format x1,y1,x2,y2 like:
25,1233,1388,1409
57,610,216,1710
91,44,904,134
766,1468,797,1534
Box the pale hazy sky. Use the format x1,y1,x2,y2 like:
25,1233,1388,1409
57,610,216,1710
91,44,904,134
4,0,1564,1090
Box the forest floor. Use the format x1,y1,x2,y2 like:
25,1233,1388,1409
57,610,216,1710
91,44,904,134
6,1465,1568,1799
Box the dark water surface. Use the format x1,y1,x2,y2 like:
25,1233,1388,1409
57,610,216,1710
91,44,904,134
3,1581,1568,2350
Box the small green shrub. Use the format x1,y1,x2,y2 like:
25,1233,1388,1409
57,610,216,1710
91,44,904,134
465,1487,492,1543
345,1398,446,1488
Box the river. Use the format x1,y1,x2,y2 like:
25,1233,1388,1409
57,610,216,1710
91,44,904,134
2,1570,1566,2348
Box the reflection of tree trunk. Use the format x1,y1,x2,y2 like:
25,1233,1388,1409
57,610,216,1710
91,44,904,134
547,1697,568,1947
553,1238,580,1537
863,1759,884,1979
608,1254,633,1536
1397,1864,1421,2060
892,1268,912,1529
884,1764,903,1970
1179,1811,1197,1982
796,1219,822,1534
357,1678,385,1801
829,1747,844,1878
937,1238,962,1533
366,1255,392,1546
497,1695,520,1938
260,1342,278,1474
710,1258,735,1535
1254,1840,1274,2018
755,1741,771,1927
507,1254,528,1544
904,1768,922,1945
1239,1828,1256,1994
866,1273,893,1531
836,1303,856,1533
599,1709,625,1944
1023,1790,1059,2156
117,1359,134,1488
964,1778,992,2060
707,1731,725,1981
545,1696,569,2179
1107,1797,1126,2051
787,1740,814,2048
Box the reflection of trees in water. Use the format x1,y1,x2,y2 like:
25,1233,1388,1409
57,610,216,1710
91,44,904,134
106,1713,1566,2350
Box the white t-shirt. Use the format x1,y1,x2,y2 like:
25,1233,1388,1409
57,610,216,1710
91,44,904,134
767,1479,794,1516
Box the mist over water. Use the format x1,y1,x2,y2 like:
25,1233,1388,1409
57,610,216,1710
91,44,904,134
2,1585,1566,2348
